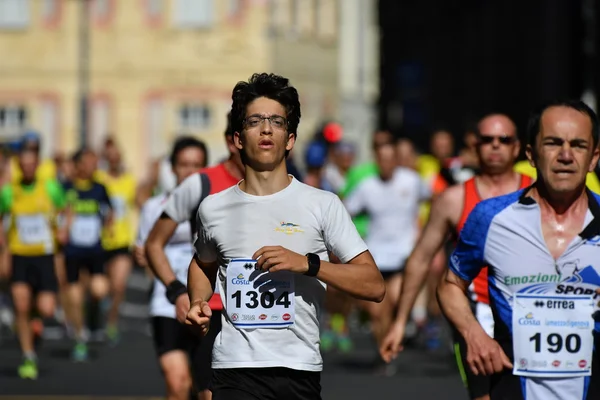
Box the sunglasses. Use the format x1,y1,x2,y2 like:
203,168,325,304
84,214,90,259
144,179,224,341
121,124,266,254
478,134,516,145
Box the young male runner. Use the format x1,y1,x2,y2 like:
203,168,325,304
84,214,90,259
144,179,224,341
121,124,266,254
186,72,385,400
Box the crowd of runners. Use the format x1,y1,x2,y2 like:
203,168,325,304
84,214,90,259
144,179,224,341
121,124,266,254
0,72,598,400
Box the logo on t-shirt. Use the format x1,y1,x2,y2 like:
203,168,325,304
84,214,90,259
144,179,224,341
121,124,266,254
275,221,304,235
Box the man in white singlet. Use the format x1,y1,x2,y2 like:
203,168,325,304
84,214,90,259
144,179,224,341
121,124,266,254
343,141,430,350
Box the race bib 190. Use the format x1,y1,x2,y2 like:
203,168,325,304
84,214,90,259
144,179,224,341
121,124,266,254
226,259,295,329
512,293,594,378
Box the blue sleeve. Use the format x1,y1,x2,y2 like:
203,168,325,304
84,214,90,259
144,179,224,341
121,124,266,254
449,202,493,282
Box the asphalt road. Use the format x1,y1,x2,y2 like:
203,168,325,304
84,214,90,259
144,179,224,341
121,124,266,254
0,268,468,400
0,331,467,400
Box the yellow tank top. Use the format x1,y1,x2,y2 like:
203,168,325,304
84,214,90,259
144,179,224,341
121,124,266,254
96,170,137,250
3,181,61,256
10,157,56,184
416,155,441,226
513,160,600,193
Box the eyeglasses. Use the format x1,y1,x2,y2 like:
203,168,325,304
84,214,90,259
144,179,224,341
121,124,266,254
243,115,287,130
478,134,516,145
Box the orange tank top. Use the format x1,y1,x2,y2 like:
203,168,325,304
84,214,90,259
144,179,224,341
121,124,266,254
456,174,533,304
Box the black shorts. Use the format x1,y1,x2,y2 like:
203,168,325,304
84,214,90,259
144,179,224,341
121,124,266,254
152,311,222,392
211,367,321,400
11,255,58,293
453,327,490,399
65,254,105,283
104,247,131,262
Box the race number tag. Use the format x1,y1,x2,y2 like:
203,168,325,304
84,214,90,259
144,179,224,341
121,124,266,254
70,215,101,247
226,259,294,329
16,215,51,245
512,293,594,378
111,196,127,220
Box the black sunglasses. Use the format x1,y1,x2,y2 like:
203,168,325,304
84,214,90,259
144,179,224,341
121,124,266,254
478,134,516,145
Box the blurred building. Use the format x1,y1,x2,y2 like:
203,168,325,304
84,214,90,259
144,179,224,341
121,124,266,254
0,0,376,179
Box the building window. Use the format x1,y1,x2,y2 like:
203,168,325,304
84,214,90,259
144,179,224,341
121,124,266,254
90,98,110,149
0,0,30,29
0,105,27,137
179,104,211,131
173,0,214,29
147,0,162,18
269,0,291,36
42,0,58,20
228,0,241,16
295,0,314,35
39,99,58,156
92,0,109,19
316,0,337,39
145,98,165,158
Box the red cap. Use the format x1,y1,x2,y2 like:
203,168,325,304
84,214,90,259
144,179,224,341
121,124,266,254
323,122,343,143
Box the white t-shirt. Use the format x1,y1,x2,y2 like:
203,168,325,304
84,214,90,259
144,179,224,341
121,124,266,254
343,167,430,270
137,193,194,318
195,177,367,371
163,172,205,225
157,157,177,195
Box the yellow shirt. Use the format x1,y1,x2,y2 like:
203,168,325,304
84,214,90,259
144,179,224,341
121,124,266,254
10,157,56,184
95,170,137,250
513,160,600,193
0,180,66,256
416,154,441,225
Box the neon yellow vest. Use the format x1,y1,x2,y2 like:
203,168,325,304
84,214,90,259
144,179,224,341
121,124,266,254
8,183,57,256
96,170,136,250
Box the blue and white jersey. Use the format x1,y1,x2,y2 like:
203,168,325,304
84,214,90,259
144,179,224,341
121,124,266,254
449,188,600,400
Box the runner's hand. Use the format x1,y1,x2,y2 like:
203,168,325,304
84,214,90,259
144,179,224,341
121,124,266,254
185,299,212,336
380,321,406,363
465,328,513,375
175,294,191,324
253,246,309,274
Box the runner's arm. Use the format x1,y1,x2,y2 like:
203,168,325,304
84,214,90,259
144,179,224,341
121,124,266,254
188,255,218,306
99,184,114,229
135,200,158,268
146,173,203,287
189,213,218,305
0,185,12,245
394,193,452,327
46,179,68,240
437,203,488,339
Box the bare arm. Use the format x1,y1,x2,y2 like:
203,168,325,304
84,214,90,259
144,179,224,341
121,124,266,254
145,216,179,286
394,194,453,326
254,246,385,303
437,269,482,338
187,255,218,305
186,255,218,335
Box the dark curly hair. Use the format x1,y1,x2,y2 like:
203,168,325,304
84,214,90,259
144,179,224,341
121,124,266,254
169,136,208,168
230,73,301,138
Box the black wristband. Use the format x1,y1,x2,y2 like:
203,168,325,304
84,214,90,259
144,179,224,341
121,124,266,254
165,280,187,305
304,253,321,277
